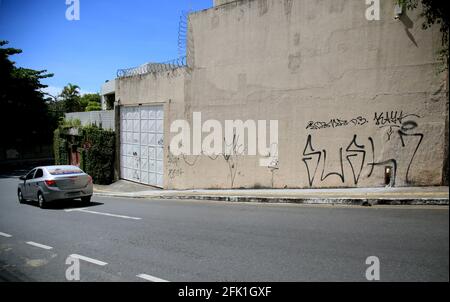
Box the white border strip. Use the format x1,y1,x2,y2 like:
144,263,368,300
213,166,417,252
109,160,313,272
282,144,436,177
0,232,12,238
78,209,142,220
65,208,141,220
64,208,88,212
26,241,53,250
69,254,108,266
137,273,169,282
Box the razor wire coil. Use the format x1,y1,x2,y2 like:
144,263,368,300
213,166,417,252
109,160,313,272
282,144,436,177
117,56,187,78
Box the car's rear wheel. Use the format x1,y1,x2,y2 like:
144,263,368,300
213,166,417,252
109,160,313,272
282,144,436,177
18,189,25,204
38,192,46,209
81,196,92,205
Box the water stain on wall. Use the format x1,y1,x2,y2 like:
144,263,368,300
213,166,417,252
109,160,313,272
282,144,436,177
258,0,268,16
284,0,293,17
293,33,301,46
211,15,220,29
288,52,302,72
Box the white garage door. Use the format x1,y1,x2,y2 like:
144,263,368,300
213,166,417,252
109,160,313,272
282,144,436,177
120,105,164,187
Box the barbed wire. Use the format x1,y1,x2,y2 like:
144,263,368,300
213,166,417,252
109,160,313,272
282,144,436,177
117,56,187,78
117,9,192,78
178,10,190,58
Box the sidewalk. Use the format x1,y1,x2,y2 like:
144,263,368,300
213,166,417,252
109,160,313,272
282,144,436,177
94,180,449,206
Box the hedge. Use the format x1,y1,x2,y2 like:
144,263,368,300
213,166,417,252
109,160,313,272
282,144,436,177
53,128,69,165
82,125,115,185
53,122,115,185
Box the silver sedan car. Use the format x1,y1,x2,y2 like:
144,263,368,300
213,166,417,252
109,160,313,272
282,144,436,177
18,165,93,208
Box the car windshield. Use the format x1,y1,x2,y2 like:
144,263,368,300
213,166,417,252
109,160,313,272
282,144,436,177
47,167,83,175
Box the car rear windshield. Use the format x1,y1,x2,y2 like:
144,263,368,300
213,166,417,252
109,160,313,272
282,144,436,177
47,168,83,175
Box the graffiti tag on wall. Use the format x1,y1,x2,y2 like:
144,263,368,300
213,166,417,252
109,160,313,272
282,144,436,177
306,116,368,130
302,111,423,186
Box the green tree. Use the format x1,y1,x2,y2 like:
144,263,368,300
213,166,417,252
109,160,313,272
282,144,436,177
397,0,449,71
60,83,81,112
85,101,102,112
80,93,101,111
43,91,65,123
0,40,57,148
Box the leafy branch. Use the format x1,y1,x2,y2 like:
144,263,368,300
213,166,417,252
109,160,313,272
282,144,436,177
397,0,449,72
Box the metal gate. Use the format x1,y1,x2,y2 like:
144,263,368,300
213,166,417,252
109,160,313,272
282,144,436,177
120,105,164,187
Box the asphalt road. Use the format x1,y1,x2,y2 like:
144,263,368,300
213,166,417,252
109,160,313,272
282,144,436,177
0,175,448,282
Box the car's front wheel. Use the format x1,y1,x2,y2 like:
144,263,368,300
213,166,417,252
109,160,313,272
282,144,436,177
38,192,46,209
81,196,92,205
18,189,25,204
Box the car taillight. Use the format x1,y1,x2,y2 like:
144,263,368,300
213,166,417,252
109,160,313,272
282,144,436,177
45,180,57,187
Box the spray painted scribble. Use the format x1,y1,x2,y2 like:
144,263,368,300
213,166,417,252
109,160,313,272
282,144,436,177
302,134,368,186
373,111,420,127
302,111,424,186
397,121,423,183
167,135,246,188
374,111,422,142
306,116,368,130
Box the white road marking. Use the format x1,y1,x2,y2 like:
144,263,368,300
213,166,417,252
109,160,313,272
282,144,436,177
65,208,141,220
64,208,88,212
69,254,108,266
137,273,169,282
0,232,12,238
26,241,53,250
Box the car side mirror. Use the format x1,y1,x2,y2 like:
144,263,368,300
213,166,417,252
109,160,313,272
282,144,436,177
19,176,26,181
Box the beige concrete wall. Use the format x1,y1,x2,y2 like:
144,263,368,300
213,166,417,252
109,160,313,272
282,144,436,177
214,0,239,7
117,0,448,189
170,0,448,189
116,70,185,107
116,68,187,188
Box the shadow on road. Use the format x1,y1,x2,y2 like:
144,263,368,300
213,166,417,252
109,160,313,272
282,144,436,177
21,200,104,210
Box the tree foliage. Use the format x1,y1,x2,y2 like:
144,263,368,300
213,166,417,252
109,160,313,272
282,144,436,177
48,87,101,114
398,0,449,70
53,122,115,185
0,40,57,148
85,101,102,112
80,93,101,112
60,83,82,112
53,128,69,166
82,125,115,184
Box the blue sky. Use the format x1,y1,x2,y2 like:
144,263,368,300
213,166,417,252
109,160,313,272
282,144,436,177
0,0,212,95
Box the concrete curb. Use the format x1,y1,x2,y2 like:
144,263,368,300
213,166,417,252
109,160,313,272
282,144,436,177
93,191,449,206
